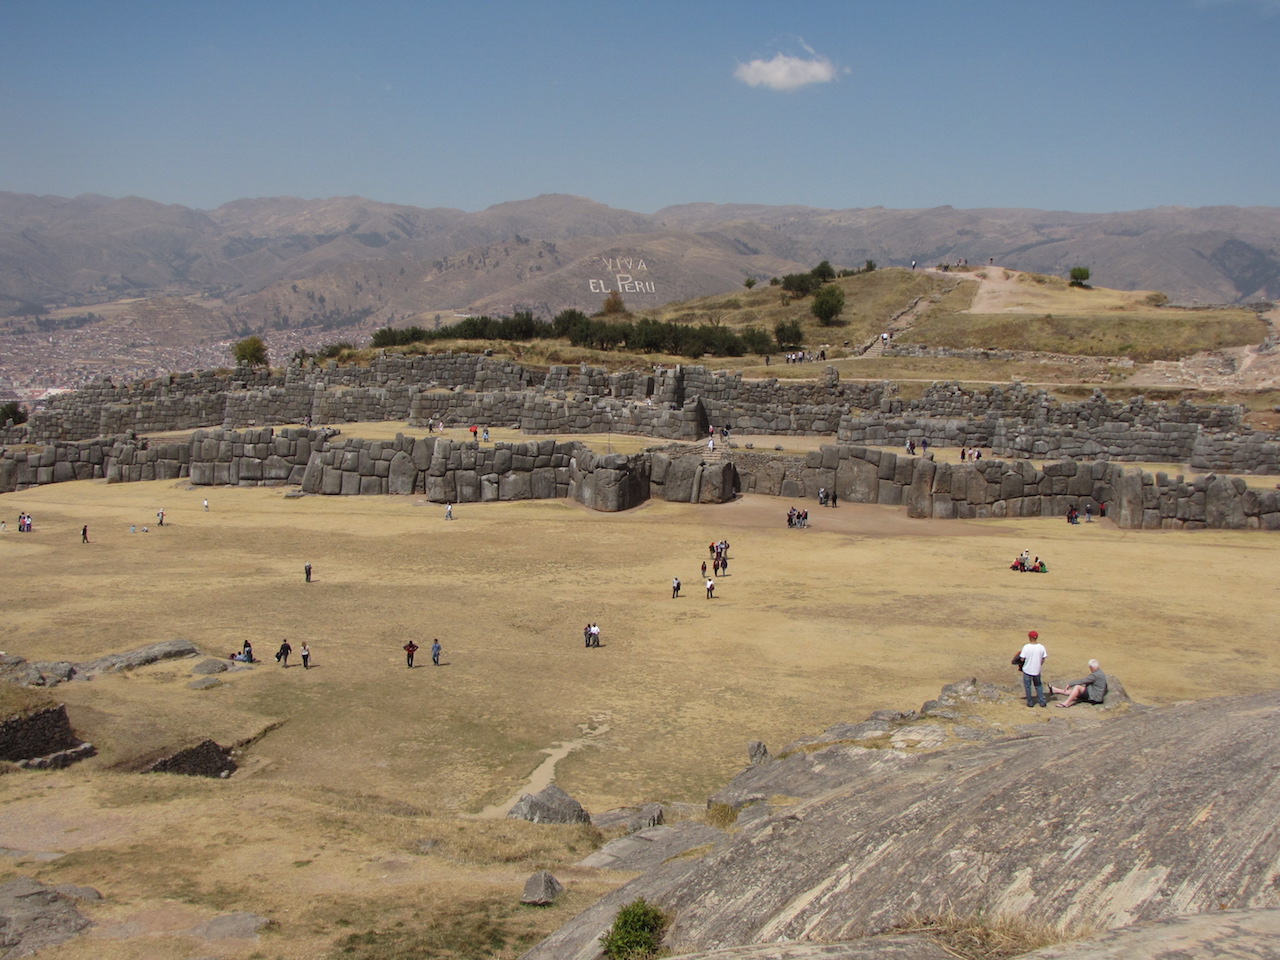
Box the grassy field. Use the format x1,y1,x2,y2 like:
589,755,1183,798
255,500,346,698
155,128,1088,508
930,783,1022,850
904,272,1265,361
2,454,1279,958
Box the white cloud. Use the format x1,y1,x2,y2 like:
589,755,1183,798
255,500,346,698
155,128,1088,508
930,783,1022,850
734,45,838,92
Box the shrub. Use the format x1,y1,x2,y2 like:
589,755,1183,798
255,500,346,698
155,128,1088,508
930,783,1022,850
1069,266,1091,287
743,276,757,289
600,898,670,960
1145,292,1169,307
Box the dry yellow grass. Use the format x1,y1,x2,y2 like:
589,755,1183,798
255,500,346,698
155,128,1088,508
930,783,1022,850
2,454,1278,958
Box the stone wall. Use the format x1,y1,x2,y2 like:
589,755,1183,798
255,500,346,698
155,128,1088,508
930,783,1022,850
145,739,236,778
0,705,82,762
734,445,1280,530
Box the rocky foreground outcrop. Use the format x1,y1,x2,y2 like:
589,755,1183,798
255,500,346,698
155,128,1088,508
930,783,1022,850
523,688,1280,959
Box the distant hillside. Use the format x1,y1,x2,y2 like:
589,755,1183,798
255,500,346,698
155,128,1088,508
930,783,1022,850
0,193,1277,342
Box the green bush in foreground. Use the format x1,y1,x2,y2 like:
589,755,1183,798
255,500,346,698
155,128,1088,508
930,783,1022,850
600,898,670,959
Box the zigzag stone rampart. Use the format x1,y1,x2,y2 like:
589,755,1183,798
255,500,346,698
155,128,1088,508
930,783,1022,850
1,353,1278,525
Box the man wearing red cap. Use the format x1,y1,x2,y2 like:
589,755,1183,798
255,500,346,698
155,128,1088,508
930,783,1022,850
1018,630,1048,707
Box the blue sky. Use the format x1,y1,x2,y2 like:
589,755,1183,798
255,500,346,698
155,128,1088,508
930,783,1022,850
2,0,1278,214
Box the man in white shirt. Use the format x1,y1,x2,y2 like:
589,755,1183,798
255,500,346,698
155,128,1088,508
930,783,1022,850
1019,630,1048,707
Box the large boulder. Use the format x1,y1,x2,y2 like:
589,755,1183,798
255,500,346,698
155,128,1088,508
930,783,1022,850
507,783,591,825
521,871,564,906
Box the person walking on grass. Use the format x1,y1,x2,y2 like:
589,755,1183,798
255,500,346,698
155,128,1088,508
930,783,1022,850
300,642,311,669
81,525,89,543
432,639,441,665
276,639,292,667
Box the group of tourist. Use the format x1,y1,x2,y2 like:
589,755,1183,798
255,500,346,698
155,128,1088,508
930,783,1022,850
817,487,838,507
782,350,826,363
1014,630,1109,709
905,438,930,455
1009,549,1048,573
14,512,33,532
958,447,984,461
786,507,810,528
583,623,601,647
402,639,443,666
1067,504,1102,524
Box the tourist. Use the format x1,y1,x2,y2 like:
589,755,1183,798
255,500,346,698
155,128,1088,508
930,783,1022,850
157,509,165,526
672,576,681,598
470,424,478,441
404,640,419,667
431,639,441,665
590,624,600,647
1016,631,1048,708
203,498,209,511
1085,503,1093,523
482,427,489,442
242,639,254,663
706,577,715,599
831,490,838,508
702,560,707,577
300,642,311,669
445,503,453,520
304,562,312,583
583,624,592,648
276,639,292,667
1051,660,1108,707
81,525,89,543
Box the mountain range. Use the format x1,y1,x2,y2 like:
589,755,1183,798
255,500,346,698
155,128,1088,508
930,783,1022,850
1,192,1278,336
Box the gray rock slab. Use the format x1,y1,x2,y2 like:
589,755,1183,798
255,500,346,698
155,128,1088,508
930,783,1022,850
188,911,271,940
1018,908,1280,960
75,639,200,677
0,876,93,957
576,822,724,872
190,658,229,675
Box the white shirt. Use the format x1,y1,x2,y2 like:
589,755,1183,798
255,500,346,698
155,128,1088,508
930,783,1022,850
1020,642,1047,676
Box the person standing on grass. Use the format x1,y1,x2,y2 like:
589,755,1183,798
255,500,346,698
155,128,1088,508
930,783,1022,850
404,640,419,668
1018,630,1049,708
432,639,441,665
672,576,681,598
706,578,715,599
300,642,311,669
304,562,312,583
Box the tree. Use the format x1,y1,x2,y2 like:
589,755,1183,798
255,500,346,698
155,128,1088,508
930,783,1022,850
811,260,836,282
602,291,626,315
0,400,28,426
811,284,846,326
780,273,818,298
1069,266,1091,287
232,335,269,367
743,276,757,289
774,319,804,349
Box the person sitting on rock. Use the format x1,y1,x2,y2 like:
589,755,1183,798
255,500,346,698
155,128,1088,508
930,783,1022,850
1051,660,1108,707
